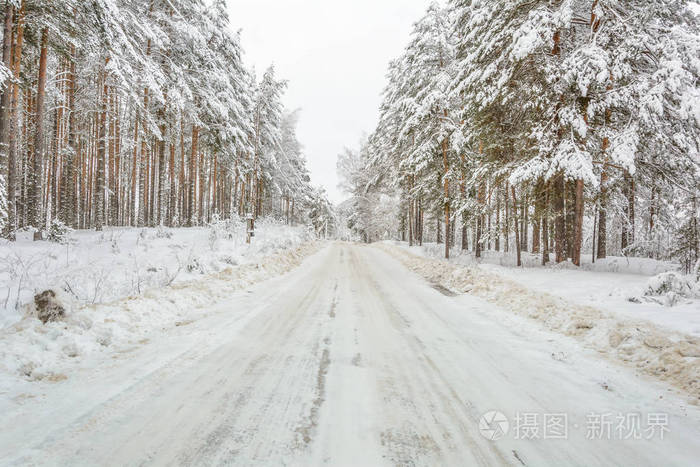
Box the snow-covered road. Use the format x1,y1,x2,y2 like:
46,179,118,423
2,243,700,466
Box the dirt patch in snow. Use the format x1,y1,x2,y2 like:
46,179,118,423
33,290,66,324
377,244,700,403
295,345,330,446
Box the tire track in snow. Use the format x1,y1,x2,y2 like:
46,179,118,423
348,246,509,466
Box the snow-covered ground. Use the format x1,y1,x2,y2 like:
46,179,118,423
0,219,320,383
1,243,699,465
382,242,700,402
0,218,313,330
397,242,700,337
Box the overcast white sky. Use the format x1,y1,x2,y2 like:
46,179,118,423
227,0,432,203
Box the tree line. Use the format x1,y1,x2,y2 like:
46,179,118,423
0,0,326,241
340,0,700,272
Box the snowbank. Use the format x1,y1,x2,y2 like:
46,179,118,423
0,218,312,329
377,243,700,402
0,238,323,382
408,241,678,275
397,242,700,338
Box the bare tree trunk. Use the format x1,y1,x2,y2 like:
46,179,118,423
149,136,156,226
157,123,166,225
3,0,21,239
0,3,14,155
418,199,423,246
597,61,613,259
168,138,176,226
592,205,598,264
495,188,500,251
408,198,414,247
130,117,139,226
597,171,607,259
520,194,528,251
512,186,522,267
532,220,540,254
572,179,584,266
542,182,550,265
138,99,148,226
95,60,108,231
476,182,485,258
442,137,450,259
61,45,77,227
621,172,635,251
109,87,118,225
29,27,48,239
187,125,198,226
461,221,468,251
198,150,204,224
554,174,566,262
628,176,635,245
504,181,509,253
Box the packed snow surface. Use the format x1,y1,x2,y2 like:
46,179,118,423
382,242,700,401
1,243,700,466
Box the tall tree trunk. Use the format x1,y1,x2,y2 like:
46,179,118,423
418,199,423,246
3,0,20,239
168,138,176,226
442,137,450,259
504,182,509,253
29,27,48,239
628,175,635,245
115,95,122,225
476,182,485,258
0,3,14,155
138,102,148,226
198,150,204,224
565,181,575,259
179,118,185,224
495,188,500,251
553,174,566,262
597,171,608,259
61,45,77,227
408,198,414,247
542,182,550,265
597,60,613,259
521,194,528,251
157,123,166,225
592,205,598,263
131,117,139,226
148,137,156,226
109,87,118,225
95,60,108,231
621,172,635,251
187,125,198,226
572,179,584,266
512,186,522,267
532,221,540,253
461,221,468,251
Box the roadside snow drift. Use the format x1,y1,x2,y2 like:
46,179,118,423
377,243,700,402
0,221,322,382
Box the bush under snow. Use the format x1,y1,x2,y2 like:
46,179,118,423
644,271,700,307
